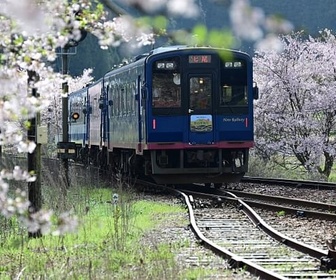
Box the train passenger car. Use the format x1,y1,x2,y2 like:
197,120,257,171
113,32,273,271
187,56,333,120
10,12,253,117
67,46,258,185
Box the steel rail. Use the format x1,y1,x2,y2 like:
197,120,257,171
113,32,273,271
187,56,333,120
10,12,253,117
224,191,328,260
242,176,336,190
174,189,288,280
180,189,329,259
227,190,336,212
241,199,336,221
185,188,336,220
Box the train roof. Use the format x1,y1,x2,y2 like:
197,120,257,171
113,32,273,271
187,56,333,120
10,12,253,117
147,45,249,56
69,45,251,96
95,45,252,85
133,45,249,61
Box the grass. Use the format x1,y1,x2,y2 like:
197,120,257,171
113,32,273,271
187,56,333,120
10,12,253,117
247,154,336,182
277,210,286,217
0,178,239,280
0,184,184,279
1,152,335,280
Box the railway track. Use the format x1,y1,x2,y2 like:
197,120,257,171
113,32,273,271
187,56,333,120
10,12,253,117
241,176,336,190
5,156,334,278
218,189,336,221
48,165,336,277
165,186,336,279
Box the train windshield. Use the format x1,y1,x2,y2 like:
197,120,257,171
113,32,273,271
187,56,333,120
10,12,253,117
219,59,248,114
189,76,211,110
152,73,181,108
220,85,247,106
152,57,181,108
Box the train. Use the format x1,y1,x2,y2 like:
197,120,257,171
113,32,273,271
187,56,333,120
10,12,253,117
60,45,259,186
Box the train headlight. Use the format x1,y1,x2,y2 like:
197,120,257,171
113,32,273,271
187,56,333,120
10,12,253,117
156,62,165,69
234,61,242,68
156,61,176,70
165,62,175,69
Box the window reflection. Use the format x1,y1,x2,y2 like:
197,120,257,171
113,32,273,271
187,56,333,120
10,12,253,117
189,76,211,110
152,73,181,108
220,85,247,106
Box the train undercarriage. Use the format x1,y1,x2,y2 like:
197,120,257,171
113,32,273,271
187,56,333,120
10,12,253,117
75,145,248,185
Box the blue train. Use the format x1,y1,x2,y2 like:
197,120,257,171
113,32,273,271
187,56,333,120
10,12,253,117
66,46,259,186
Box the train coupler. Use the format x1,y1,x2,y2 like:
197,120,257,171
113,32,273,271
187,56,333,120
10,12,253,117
320,239,336,271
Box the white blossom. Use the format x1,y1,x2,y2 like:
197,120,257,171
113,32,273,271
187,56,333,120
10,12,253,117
0,0,296,235
254,30,336,177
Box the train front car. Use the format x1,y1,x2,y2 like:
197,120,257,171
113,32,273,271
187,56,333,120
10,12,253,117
144,47,258,185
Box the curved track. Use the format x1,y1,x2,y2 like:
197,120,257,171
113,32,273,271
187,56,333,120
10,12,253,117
170,187,336,279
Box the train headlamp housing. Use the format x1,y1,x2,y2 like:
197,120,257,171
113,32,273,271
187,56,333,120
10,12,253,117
156,62,165,69
156,61,176,70
165,62,175,69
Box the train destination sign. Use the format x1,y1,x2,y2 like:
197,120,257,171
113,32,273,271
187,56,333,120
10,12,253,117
188,55,211,64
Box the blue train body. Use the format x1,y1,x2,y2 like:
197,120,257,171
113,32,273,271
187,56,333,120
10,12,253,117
68,46,258,185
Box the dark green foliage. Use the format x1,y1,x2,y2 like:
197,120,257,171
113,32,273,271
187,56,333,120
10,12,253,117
63,1,336,79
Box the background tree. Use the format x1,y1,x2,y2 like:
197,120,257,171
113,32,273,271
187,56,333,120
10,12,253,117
0,0,294,234
254,30,336,179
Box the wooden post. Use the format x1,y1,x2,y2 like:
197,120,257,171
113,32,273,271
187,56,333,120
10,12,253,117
62,47,70,188
27,70,42,238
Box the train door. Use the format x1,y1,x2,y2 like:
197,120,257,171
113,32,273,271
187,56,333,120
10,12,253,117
188,73,215,144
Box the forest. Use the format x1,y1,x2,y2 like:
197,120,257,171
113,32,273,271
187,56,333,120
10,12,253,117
64,0,336,79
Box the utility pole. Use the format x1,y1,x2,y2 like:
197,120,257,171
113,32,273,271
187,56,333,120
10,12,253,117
61,46,70,188
27,70,42,238
57,17,87,187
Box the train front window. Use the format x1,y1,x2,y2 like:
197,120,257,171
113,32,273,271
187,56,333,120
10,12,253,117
152,57,181,109
219,59,248,114
220,85,247,106
152,73,181,108
189,76,211,110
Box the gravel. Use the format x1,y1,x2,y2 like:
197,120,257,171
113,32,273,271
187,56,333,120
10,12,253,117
140,183,336,279
140,194,259,279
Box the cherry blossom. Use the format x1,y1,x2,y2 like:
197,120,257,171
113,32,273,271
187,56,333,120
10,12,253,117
0,0,296,235
229,0,293,52
254,30,336,179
